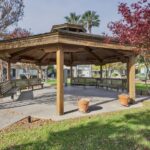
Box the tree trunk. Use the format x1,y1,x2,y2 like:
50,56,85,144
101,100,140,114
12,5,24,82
88,26,92,34
144,61,150,91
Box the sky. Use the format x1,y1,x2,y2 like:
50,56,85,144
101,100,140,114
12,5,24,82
12,0,138,35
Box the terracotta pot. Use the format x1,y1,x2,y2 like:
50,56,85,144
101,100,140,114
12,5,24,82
118,94,129,106
78,98,90,113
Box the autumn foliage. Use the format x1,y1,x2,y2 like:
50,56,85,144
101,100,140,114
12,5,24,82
108,0,150,53
6,27,31,39
108,0,150,85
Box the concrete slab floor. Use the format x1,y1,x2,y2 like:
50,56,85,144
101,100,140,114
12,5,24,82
0,86,149,129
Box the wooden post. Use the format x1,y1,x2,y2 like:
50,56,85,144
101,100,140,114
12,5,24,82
128,56,136,102
100,65,102,79
0,60,2,82
70,65,73,85
38,65,43,79
7,60,11,81
70,53,73,85
56,48,64,115
127,62,129,92
77,66,79,77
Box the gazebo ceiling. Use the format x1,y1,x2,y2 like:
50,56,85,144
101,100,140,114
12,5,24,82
0,23,134,66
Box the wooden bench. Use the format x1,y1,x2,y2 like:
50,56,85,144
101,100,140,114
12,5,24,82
28,79,43,90
96,78,127,92
109,79,122,91
96,79,109,89
72,78,97,87
14,79,29,90
96,79,101,88
72,78,86,86
85,78,97,86
0,80,20,100
110,79,127,92
72,77,127,92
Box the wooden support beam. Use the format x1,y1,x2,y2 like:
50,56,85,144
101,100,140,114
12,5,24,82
128,56,136,102
61,45,85,53
38,65,43,79
103,55,127,63
39,53,48,63
11,48,36,59
100,65,103,79
127,62,129,92
7,60,11,81
19,56,38,64
70,52,73,64
70,65,73,85
70,53,73,85
86,47,102,63
0,53,11,58
56,48,64,115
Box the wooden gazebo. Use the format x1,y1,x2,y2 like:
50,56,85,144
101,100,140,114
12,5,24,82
0,23,136,115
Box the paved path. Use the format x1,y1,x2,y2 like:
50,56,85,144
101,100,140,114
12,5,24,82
0,86,149,129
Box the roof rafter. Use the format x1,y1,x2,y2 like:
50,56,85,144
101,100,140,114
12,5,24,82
39,53,49,63
10,47,36,59
86,47,103,64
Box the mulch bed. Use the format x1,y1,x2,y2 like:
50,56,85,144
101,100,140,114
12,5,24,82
0,116,53,133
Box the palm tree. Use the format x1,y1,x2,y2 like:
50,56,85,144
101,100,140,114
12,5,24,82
65,13,81,24
81,11,100,33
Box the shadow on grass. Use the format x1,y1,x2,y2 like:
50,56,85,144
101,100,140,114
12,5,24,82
3,108,150,150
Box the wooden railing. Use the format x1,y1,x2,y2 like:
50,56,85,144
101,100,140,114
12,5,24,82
72,77,127,91
0,78,43,95
0,80,13,96
11,78,42,90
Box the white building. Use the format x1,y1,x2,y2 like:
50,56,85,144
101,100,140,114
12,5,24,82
76,65,92,77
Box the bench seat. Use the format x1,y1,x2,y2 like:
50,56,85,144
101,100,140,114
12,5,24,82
28,79,44,90
30,83,43,90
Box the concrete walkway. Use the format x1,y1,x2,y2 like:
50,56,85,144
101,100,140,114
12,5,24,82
0,86,149,129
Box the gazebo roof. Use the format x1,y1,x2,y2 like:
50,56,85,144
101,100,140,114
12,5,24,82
51,23,86,33
0,23,134,66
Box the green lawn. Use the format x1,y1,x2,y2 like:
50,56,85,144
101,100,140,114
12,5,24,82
46,79,70,86
136,83,150,91
0,101,150,150
46,79,56,85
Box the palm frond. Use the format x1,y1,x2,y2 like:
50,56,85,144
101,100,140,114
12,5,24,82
64,12,81,24
81,10,100,33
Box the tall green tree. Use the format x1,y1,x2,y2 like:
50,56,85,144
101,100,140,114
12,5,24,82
81,11,100,33
64,12,81,24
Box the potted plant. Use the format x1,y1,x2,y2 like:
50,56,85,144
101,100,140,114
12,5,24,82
118,94,129,106
78,98,90,113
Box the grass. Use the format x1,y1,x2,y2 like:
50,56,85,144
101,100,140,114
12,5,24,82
0,101,150,150
46,79,56,85
136,83,150,91
46,79,70,86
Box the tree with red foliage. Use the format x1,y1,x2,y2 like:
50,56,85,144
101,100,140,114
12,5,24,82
108,0,150,89
5,27,31,39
